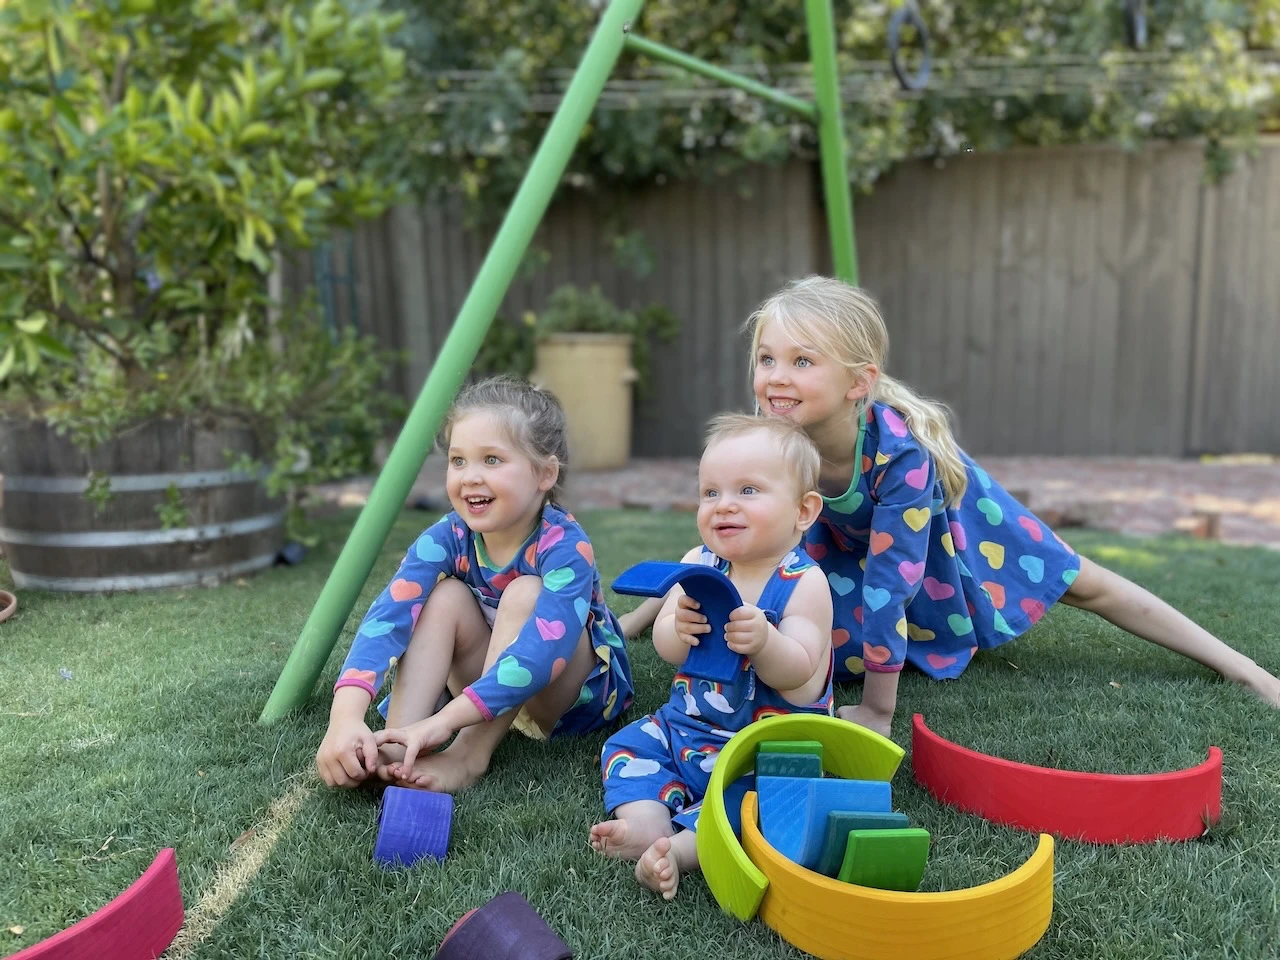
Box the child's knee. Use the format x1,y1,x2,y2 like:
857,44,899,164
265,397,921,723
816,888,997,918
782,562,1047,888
406,576,483,654
497,574,543,614
424,574,473,610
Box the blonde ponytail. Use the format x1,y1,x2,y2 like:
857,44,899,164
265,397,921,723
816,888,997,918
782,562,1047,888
748,275,969,507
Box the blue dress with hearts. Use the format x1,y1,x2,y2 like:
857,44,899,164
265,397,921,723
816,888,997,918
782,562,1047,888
808,402,1081,683
334,503,634,738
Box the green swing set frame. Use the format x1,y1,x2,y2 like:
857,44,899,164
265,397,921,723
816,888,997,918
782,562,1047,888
260,0,865,723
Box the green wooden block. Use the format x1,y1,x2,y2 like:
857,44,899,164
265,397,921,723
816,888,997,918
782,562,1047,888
837,828,930,891
815,810,911,877
758,740,824,764
756,751,823,780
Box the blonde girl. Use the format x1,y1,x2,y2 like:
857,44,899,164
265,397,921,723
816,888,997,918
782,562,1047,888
625,276,1280,736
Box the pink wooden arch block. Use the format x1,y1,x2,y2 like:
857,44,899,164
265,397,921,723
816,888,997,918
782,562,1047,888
11,848,183,960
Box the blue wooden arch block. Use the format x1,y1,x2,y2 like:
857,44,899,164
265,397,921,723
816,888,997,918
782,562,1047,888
611,561,745,683
757,775,892,871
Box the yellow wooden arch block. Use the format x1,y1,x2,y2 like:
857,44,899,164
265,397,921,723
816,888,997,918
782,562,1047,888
696,714,906,920
741,790,1054,960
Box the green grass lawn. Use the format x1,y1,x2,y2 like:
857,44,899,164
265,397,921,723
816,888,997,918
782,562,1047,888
2,508,1279,959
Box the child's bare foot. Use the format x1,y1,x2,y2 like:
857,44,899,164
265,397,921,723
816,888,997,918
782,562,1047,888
836,703,892,738
374,742,407,782
636,831,698,901
392,744,488,793
590,819,662,860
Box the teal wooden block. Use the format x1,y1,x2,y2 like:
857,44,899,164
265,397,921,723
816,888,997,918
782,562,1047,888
814,810,911,877
837,828,931,891
758,775,891,870
758,740,824,764
756,751,823,780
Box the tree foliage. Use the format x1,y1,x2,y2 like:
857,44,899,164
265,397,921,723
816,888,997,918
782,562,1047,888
0,0,409,534
397,0,1280,218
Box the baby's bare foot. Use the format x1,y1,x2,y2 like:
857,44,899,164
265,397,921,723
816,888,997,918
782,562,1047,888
392,745,488,793
636,835,682,900
589,819,655,860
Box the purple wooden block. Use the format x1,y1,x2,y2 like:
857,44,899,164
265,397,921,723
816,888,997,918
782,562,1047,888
434,891,573,960
374,786,453,868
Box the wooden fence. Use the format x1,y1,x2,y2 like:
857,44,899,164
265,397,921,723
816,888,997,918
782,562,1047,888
284,137,1280,457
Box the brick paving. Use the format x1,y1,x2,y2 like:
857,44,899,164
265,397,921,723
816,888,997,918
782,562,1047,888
315,453,1280,550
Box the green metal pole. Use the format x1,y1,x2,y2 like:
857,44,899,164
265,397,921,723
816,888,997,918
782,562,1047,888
259,0,647,724
804,0,858,284
622,34,817,121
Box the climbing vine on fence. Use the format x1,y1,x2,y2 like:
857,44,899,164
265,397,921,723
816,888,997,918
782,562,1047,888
389,0,1280,221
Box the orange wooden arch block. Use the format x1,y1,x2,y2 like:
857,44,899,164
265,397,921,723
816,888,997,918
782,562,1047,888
742,792,1054,960
911,714,1223,843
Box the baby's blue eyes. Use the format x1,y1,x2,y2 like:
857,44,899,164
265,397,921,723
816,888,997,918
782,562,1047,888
741,486,758,495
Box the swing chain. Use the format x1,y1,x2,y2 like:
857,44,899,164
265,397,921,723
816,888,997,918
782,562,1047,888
887,1,932,92
1124,0,1147,50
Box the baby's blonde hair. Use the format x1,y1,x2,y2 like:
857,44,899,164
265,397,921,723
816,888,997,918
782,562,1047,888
746,275,968,506
704,412,821,499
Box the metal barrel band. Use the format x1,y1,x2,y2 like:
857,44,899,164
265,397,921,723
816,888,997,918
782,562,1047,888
0,511,284,548
11,552,278,593
1,467,269,494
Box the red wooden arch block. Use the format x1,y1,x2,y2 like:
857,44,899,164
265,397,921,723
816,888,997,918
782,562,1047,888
911,714,1222,844
11,849,183,960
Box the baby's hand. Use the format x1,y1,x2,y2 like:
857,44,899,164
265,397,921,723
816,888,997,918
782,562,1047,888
725,604,769,657
673,594,709,647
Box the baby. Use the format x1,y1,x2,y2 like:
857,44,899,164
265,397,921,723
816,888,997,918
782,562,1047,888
589,413,835,899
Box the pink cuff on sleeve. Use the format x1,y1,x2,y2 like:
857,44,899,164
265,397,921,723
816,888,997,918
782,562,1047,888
462,687,494,722
864,660,905,674
334,677,378,697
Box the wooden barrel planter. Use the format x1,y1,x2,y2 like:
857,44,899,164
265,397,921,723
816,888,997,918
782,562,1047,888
0,418,284,592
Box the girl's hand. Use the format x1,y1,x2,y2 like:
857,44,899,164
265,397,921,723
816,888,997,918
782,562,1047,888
316,717,379,788
674,594,709,647
376,715,454,776
725,604,770,657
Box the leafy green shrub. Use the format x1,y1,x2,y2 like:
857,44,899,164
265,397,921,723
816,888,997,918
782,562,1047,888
0,0,410,538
